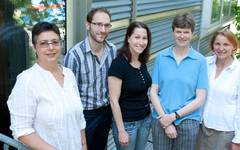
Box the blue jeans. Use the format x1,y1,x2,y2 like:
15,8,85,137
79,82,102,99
152,118,200,150
112,115,151,150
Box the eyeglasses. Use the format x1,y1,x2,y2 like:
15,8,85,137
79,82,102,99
37,40,61,48
91,22,112,29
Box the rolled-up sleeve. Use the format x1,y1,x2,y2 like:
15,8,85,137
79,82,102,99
79,112,86,130
7,73,37,140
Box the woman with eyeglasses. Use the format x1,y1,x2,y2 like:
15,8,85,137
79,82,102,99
7,22,87,150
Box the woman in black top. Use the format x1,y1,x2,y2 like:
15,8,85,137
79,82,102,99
108,21,152,150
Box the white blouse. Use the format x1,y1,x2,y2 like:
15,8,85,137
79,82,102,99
7,64,86,150
203,55,240,143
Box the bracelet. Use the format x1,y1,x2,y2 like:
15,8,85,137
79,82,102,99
157,115,162,120
174,111,181,119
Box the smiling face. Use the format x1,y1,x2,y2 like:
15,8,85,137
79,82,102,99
34,31,61,65
128,27,148,56
213,34,235,61
86,11,111,44
173,27,193,48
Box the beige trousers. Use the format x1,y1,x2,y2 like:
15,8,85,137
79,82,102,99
196,123,234,150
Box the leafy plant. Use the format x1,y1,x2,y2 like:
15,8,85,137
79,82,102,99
236,52,240,59
232,1,240,60
233,0,240,40
11,0,65,27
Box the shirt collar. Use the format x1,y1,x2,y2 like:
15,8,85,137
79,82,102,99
162,45,198,60
208,55,239,71
84,36,110,54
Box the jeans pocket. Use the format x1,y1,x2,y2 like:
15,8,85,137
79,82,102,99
142,115,152,130
124,122,138,135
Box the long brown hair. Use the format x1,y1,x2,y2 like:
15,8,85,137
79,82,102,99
118,21,151,64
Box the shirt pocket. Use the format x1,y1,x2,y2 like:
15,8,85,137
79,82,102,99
79,67,94,85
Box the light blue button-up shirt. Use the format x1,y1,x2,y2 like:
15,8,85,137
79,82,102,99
151,46,208,125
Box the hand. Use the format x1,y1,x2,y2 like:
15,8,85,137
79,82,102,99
160,113,175,128
46,145,57,150
118,130,129,147
164,124,177,139
230,143,240,150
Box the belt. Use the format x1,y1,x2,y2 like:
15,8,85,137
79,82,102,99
85,105,110,112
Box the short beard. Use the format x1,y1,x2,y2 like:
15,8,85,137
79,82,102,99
88,30,108,44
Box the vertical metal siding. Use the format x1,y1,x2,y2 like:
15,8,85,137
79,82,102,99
92,0,132,21
191,39,199,50
147,18,174,54
137,0,202,16
193,11,202,35
199,35,211,55
107,28,127,49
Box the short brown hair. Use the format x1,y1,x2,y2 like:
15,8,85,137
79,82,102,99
209,30,239,52
86,7,111,23
172,12,195,32
32,22,60,45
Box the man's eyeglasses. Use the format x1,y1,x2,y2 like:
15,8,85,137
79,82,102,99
91,22,112,29
37,40,61,48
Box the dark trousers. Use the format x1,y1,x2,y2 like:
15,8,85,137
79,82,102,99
83,105,112,150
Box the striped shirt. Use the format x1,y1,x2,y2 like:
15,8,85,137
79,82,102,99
64,37,116,110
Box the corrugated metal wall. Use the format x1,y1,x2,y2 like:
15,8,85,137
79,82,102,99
199,36,211,55
137,0,202,15
92,0,132,21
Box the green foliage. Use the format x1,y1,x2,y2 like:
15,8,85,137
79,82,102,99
233,0,240,40
232,0,240,60
211,0,221,23
236,52,240,59
10,0,65,27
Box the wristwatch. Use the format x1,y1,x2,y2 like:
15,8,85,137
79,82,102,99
175,111,181,119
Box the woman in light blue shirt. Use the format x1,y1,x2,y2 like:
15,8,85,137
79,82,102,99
150,12,208,150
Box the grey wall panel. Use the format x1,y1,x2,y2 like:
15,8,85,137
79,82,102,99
191,39,199,50
199,35,211,55
107,28,127,49
147,18,174,54
137,0,202,16
92,0,131,21
193,11,202,35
